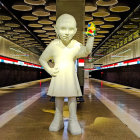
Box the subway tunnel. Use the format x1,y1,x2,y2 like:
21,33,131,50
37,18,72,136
0,0,140,139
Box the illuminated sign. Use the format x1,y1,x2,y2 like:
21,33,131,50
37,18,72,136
92,57,140,71
0,56,42,69
78,59,84,67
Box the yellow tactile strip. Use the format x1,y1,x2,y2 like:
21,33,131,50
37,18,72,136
0,78,51,96
91,78,140,98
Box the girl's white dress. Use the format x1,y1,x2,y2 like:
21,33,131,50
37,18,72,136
43,39,89,97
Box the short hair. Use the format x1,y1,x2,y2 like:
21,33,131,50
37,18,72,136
56,14,77,27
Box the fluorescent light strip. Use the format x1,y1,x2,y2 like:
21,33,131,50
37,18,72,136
78,59,85,67
10,48,26,54
79,63,84,66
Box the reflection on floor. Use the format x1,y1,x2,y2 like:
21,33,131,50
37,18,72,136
88,78,140,138
0,78,50,127
0,78,140,140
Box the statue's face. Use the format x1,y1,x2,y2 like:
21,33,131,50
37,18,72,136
55,19,77,42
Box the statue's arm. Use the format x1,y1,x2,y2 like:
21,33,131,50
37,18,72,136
85,36,94,55
39,40,59,77
76,36,94,58
39,44,53,75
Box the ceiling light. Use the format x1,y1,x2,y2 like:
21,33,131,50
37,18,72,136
100,24,114,28
93,18,104,25
41,38,51,40
104,15,121,21
37,34,49,37
12,2,32,11
10,38,18,40
5,23,20,27
97,30,109,34
48,36,56,39
130,15,140,22
33,29,46,33
0,26,11,30
129,28,137,32
42,26,54,30
32,8,50,16
38,19,53,24
94,39,102,41
21,14,38,21
7,32,19,35
85,13,93,21
24,0,46,5
96,0,118,6
105,42,111,45
49,15,56,21
0,15,12,20
85,1,97,12
13,36,24,39
0,20,3,24
0,30,5,32
47,32,56,35
110,4,130,12
26,38,35,41
95,35,105,38
92,8,110,17
117,30,128,34
44,41,50,43
13,29,26,33
123,24,138,29
45,3,56,12
94,42,100,44
28,23,43,27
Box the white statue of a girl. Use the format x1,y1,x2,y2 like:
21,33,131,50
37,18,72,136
39,14,94,135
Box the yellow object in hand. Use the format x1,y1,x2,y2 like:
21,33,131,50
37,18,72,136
85,22,96,36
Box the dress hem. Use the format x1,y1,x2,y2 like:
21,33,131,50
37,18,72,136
47,95,82,97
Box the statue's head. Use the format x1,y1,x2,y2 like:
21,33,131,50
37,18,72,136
55,14,77,42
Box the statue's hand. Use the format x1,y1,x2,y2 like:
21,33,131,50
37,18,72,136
84,22,96,37
49,67,59,77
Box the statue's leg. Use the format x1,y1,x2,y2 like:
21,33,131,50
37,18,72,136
49,97,64,131
68,97,82,135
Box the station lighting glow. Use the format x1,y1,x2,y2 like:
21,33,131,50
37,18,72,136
84,57,140,71
10,47,26,54
111,49,131,58
0,56,43,69
78,59,85,67
96,57,140,70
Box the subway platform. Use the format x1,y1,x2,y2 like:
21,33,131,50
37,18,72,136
0,78,140,140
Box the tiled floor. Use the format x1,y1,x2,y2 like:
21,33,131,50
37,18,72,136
0,79,50,115
0,78,140,140
89,78,140,121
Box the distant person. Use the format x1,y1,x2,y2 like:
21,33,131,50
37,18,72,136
39,14,95,135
